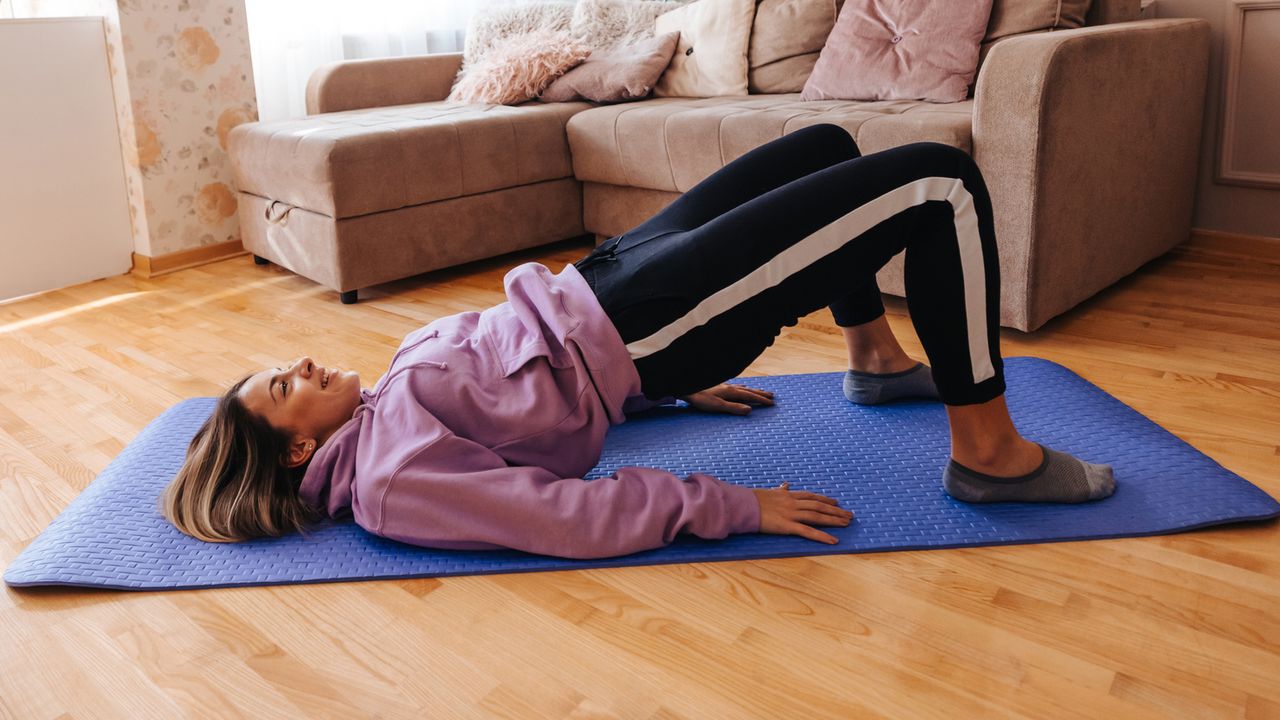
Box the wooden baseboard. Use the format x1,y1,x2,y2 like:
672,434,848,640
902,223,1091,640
1189,228,1280,258
122,230,1272,280
131,239,247,278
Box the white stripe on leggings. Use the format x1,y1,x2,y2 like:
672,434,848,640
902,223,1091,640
624,175,996,385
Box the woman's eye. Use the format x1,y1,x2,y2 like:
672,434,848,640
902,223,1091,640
281,381,288,397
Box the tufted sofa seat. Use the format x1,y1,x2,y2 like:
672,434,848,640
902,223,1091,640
565,94,974,192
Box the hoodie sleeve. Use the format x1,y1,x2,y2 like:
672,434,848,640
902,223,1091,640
356,430,761,560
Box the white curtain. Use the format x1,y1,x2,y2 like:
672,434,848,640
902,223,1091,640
244,0,542,122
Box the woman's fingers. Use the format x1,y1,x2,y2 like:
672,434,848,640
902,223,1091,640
794,491,842,506
795,510,851,527
777,483,849,513
753,483,851,544
788,521,838,545
742,387,774,403
797,500,853,519
718,398,753,415
726,385,774,403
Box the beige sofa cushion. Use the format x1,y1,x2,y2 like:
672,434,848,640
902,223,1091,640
228,101,591,220
654,0,757,97
1086,0,1139,25
980,0,1093,63
748,0,844,93
566,95,972,192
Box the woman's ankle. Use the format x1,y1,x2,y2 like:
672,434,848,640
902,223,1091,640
950,436,1044,477
841,317,916,374
848,351,918,374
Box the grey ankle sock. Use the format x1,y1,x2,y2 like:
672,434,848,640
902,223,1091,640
943,444,1116,504
843,362,940,405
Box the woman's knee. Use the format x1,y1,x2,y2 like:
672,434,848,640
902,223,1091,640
793,123,861,161
898,141,981,179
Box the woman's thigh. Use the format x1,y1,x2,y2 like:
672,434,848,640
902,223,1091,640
596,124,861,257
592,212,912,399
589,141,998,401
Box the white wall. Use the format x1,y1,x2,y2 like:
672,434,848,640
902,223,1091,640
0,17,133,301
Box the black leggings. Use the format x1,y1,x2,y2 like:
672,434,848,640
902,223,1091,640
576,124,1005,407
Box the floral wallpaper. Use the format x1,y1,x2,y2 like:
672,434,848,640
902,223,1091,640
21,0,257,258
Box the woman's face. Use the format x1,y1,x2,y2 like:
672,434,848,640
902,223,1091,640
238,356,362,467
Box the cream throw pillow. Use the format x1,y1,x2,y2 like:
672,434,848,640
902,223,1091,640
653,0,756,97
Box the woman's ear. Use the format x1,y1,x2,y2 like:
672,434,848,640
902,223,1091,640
283,437,316,468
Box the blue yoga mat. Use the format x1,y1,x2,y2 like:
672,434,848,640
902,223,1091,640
5,357,1277,591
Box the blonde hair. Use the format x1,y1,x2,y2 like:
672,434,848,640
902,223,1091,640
159,375,323,542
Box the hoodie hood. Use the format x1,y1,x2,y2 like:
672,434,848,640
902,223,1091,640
298,389,373,518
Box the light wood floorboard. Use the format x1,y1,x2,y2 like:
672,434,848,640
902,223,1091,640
1,233,1277,719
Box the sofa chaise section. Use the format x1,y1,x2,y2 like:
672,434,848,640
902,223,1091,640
229,53,595,303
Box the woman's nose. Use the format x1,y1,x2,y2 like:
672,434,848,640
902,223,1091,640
294,356,314,376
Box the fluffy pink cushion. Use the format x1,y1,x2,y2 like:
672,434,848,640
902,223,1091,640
540,32,681,103
801,0,994,103
448,30,593,105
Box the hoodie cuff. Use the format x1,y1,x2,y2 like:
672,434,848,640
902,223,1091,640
621,394,680,414
720,481,761,534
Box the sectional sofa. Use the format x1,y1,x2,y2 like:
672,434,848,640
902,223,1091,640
227,0,1209,331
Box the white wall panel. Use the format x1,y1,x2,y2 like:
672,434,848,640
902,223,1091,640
0,16,133,301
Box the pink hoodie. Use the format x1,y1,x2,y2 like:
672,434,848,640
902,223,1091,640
297,261,761,559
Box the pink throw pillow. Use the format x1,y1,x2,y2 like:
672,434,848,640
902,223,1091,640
449,30,593,105
801,0,994,103
540,32,681,103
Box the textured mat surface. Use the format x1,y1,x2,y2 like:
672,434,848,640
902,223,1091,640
5,357,1278,591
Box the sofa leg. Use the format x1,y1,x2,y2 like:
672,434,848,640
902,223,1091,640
339,290,358,305
252,254,269,265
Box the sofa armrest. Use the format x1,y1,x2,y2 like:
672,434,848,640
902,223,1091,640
972,18,1210,331
305,52,464,115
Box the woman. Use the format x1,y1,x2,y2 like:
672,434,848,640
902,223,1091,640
161,124,1115,559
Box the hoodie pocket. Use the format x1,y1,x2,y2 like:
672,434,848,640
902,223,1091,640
480,303,574,378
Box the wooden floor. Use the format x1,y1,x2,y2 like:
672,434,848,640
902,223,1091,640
1,233,1277,719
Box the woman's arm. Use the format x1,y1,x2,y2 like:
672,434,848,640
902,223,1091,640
356,430,760,560
355,400,850,558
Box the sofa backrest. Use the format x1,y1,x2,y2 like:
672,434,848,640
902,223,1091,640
462,0,1144,99
751,0,1144,95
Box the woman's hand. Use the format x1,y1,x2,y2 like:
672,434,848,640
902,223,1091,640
752,482,853,544
679,384,775,415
